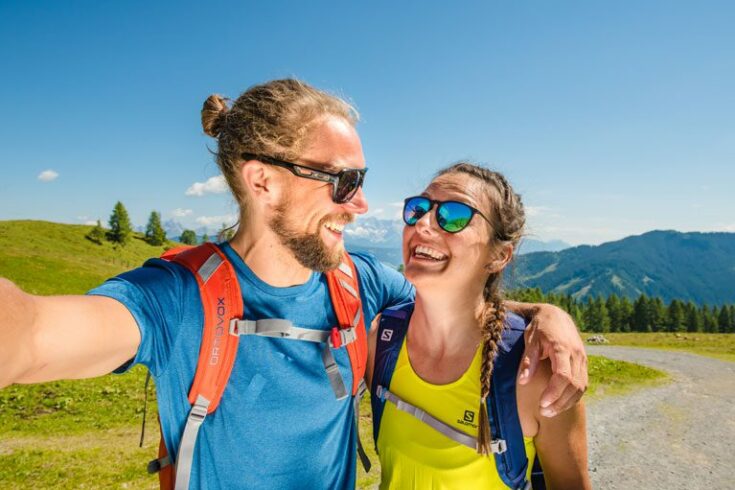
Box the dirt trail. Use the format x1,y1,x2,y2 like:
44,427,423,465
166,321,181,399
585,346,735,489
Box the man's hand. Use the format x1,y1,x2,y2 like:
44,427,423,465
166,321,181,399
506,301,588,417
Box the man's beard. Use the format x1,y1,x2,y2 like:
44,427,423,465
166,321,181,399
269,198,353,272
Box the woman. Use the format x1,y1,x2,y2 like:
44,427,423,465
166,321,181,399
367,162,591,490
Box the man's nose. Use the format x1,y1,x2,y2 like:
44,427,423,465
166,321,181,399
342,187,368,215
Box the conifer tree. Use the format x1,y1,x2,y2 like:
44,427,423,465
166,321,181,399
86,219,105,245
201,233,210,244
619,296,634,332
667,299,686,332
685,302,702,332
108,201,133,245
606,295,622,332
180,229,197,245
633,295,652,332
717,306,731,334
145,211,167,246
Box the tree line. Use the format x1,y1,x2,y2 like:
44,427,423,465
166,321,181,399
85,201,232,247
507,287,735,334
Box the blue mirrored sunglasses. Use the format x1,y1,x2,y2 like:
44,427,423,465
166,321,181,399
402,196,491,233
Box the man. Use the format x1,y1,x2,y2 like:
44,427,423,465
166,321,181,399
0,79,587,489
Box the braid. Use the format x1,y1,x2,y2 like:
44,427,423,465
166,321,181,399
434,161,525,457
476,281,506,455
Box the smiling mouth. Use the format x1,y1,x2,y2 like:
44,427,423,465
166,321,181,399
324,221,345,234
412,245,448,262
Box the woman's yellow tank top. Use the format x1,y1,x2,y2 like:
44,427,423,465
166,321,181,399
377,337,536,490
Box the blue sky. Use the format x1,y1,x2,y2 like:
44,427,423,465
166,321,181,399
1,1,733,245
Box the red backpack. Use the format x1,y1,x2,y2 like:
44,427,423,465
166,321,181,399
142,243,370,490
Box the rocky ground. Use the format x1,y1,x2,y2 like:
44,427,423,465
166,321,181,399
585,346,735,489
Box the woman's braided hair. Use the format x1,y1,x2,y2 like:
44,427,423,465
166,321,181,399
434,162,526,456
200,79,358,219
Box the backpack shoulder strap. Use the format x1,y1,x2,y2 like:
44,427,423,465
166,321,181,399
160,243,244,490
324,253,368,396
369,301,414,450
488,311,536,490
163,242,244,411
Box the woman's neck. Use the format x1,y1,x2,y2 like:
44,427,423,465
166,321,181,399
409,284,486,359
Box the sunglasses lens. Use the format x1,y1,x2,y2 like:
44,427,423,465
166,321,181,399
437,202,474,232
403,197,431,225
334,170,364,203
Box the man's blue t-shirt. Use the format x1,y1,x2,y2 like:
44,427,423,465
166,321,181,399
88,243,413,489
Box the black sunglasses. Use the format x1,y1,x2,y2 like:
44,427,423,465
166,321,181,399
403,196,492,233
243,153,367,204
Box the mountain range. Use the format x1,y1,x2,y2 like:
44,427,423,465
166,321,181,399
507,230,735,305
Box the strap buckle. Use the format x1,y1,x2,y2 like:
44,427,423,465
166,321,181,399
376,385,387,402
491,438,508,454
329,326,357,349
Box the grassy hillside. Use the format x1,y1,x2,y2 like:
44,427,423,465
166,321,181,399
0,220,174,295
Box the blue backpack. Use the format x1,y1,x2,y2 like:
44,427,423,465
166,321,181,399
370,302,545,490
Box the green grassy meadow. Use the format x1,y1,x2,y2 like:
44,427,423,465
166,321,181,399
583,332,735,363
0,219,705,489
0,220,172,295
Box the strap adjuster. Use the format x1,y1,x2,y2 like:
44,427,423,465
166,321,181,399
491,438,507,454
376,385,387,402
329,326,357,349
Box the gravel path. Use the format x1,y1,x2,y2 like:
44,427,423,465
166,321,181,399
585,346,735,489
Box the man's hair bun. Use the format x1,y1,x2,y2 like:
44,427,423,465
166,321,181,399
201,94,230,137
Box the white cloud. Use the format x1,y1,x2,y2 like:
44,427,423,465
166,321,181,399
171,208,193,218
525,206,551,218
185,175,228,196
38,170,59,182
195,214,238,228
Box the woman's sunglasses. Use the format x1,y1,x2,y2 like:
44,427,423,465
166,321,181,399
242,153,367,204
403,196,491,233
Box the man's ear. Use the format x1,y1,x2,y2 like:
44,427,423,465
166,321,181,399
240,160,282,205
485,243,514,274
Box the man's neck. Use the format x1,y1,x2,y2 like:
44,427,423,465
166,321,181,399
228,224,313,288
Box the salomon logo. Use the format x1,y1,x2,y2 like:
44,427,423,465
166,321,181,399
457,410,477,428
381,329,393,342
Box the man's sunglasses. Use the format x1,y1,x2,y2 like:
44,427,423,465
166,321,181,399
403,196,491,233
242,153,367,204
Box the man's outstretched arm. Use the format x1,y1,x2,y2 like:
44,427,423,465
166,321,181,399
505,300,588,417
0,278,140,389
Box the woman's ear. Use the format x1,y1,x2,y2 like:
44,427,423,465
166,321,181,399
485,243,514,274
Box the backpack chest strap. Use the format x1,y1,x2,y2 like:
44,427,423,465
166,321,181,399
229,318,358,399
376,385,508,455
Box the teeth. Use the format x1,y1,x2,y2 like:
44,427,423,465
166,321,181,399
324,222,345,233
414,245,447,261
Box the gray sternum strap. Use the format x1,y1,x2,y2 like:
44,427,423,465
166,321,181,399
376,385,507,455
174,394,210,490
229,318,357,400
